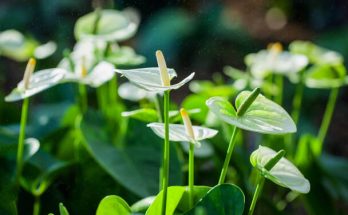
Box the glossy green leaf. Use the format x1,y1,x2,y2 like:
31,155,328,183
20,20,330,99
81,111,182,197
250,146,310,193
122,108,158,123
184,184,245,215
146,186,210,215
131,196,155,213
96,195,131,215
206,91,296,134
289,40,343,65
305,64,346,88
74,9,139,42
59,203,70,215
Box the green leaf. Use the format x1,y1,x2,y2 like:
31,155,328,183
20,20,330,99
106,46,145,67
96,195,131,215
184,184,245,215
21,150,72,196
74,9,139,42
122,108,158,123
250,146,310,193
289,40,343,65
59,203,70,215
304,64,346,89
131,196,156,213
81,111,182,197
206,91,296,134
146,186,210,215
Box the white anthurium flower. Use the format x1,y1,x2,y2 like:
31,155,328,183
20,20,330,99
115,50,195,92
250,146,310,193
74,8,140,42
5,59,68,102
147,122,218,148
118,82,157,102
245,43,308,79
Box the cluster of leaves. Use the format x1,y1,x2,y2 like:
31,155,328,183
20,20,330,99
0,4,347,215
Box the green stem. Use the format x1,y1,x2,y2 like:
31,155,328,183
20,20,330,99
32,195,40,215
188,142,195,208
218,126,238,184
161,91,170,215
275,75,283,105
78,84,88,113
92,8,102,34
16,97,29,183
108,76,118,106
97,85,107,113
248,175,265,215
317,87,339,153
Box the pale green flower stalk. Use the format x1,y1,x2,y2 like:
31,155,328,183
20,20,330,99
156,50,171,215
15,58,36,183
218,88,261,184
180,108,195,208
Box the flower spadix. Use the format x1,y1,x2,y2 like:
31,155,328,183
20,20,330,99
245,42,308,79
206,88,296,134
147,109,218,147
250,146,310,193
115,50,195,92
5,58,67,102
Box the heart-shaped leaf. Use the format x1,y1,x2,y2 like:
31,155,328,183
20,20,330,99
206,91,296,134
96,195,131,215
146,186,210,215
305,64,346,88
81,111,182,197
184,184,245,215
250,145,310,193
131,196,156,213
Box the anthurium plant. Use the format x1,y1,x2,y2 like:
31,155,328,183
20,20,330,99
1,3,347,215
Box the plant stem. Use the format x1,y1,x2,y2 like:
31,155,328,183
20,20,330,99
78,84,88,113
248,175,265,215
32,195,40,215
161,90,170,215
218,126,238,185
317,87,339,154
108,76,118,106
16,97,29,183
188,142,195,208
275,75,283,105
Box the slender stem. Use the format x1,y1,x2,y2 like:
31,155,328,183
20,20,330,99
248,175,265,215
188,142,195,208
16,97,29,183
161,90,170,215
275,75,283,105
32,195,40,215
317,87,339,154
218,126,238,184
78,84,88,113
92,8,102,34
97,86,107,113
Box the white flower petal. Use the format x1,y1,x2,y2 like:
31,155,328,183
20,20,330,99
5,68,69,102
147,122,218,147
34,41,57,59
250,146,310,193
118,82,152,101
81,61,115,87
